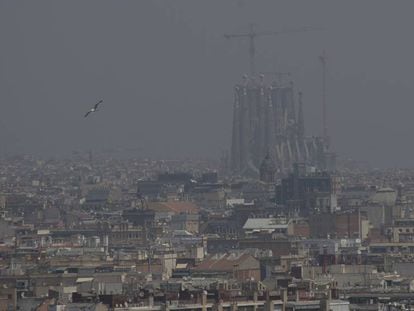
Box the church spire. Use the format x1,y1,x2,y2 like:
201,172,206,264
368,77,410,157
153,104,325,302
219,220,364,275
297,91,305,138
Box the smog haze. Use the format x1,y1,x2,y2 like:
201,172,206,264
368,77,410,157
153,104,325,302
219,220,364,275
0,1,412,167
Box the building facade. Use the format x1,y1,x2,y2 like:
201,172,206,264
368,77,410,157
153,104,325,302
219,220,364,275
230,76,334,176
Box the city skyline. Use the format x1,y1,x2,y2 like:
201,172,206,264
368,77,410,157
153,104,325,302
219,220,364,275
2,3,414,309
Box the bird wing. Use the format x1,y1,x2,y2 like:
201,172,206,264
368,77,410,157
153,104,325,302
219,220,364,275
94,99,103,110
84,111,92,118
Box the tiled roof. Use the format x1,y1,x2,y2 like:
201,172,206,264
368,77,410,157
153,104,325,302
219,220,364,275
148,201,199,214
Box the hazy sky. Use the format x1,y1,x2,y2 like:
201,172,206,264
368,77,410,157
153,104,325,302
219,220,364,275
1,1,414,167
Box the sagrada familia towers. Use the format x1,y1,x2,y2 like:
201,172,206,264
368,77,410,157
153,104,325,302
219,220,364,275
230,75,335,177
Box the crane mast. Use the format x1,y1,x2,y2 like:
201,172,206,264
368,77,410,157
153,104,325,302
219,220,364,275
224,24,323,76
319,50,329,149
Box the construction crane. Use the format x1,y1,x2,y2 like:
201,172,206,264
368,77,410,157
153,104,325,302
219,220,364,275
224,24,324,76
319,50,329,149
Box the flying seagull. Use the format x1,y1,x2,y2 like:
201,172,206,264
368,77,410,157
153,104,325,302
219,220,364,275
84,99,103,118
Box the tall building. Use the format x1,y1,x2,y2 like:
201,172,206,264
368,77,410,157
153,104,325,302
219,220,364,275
276,163,339,216
230,75,334,176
